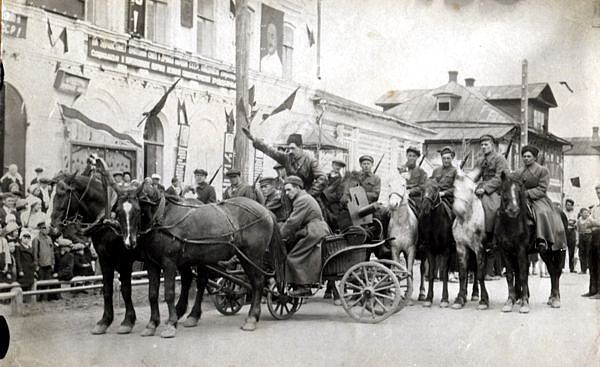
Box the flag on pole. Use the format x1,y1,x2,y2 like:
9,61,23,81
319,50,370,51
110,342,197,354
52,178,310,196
248,85,255,107
270,87,299,116
137,77,181,127
177,98,189,126
230,0,236,16
570,177,581,188
47,18,54,46
58,28,68,53
306,25,315,47
225,108,235,134
46,18,68,53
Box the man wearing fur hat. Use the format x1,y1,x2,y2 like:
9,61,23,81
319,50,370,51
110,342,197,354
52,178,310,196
242,129,327,197
280,176,330,296
430,146,458,210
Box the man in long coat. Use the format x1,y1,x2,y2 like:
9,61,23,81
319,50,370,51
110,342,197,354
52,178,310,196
582,184,600,299
358,155,381,204
473,134,509,246
321,159,348,231
242,129,327,197
430,146,458,214
515,145,567,252
280,176,330,296
223,169,264,204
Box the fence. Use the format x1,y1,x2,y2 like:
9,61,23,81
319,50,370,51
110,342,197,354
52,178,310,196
0,271,181,316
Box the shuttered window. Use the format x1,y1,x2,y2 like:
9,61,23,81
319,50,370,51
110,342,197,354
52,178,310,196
147,0,168,44
197,0,215,57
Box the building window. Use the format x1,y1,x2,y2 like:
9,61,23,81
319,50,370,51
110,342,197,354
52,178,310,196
86,0,109,29
197,0,215,58
282,24,294,80
438,101,450,112
533,109,544,130
144,115,164,178
147,0,168,44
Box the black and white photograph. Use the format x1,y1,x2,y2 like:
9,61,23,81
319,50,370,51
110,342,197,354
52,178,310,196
0,0,599,366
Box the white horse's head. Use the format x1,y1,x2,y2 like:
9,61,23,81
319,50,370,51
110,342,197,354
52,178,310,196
453,168,479,218
387,170,408,210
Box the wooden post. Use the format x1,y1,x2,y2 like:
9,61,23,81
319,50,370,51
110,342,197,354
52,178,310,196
234,0,250,182
317,0,322,80
521,59,528,146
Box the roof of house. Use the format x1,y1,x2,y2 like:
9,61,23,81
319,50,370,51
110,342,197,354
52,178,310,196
384,81,518,125
425,125,516,142
563,137,600,155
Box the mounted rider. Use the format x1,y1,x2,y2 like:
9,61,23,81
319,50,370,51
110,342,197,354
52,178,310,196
280,175,330,297
399,146,427,214
430,146,457,217
514,145,567,252
358,155,381,204
473,134,509,249
242,129,328,198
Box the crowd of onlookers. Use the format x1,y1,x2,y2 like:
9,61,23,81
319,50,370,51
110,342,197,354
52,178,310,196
0,164,96,302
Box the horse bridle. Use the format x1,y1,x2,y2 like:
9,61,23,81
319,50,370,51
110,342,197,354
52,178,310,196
59,175,96,228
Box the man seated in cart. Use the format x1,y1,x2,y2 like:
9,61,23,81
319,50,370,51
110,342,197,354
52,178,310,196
280,175,330,297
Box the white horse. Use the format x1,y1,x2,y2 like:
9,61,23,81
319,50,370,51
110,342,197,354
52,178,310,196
451,168,489,310
386,171,419,305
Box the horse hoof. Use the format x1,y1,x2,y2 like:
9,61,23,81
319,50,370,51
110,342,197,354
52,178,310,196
140,327,156,337
451,302,464,310
519,305,530,314
471,295,479,302
418,294,426,301
405,299,414,306
183,317,199,328
160,324,177,338
91,324,108,335
551,299,561,308
423,301,432,308
117,324,133,334
501,303,513,313
333,299,342,306
477,303,489,311
241,317,257,331
440,301,449,308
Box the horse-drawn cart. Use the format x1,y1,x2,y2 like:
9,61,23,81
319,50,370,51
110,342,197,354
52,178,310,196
208,227,409,324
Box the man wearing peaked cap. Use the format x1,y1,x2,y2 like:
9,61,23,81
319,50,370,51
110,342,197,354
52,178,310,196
399,145,427,206
30,167,44,186
151,173,165,192
431,146,457,206
473,132,508,252
358,155,381,204
192,168,216,203
260,177,287,221
241,129,327,198
223,169,264,204
280,175,330,296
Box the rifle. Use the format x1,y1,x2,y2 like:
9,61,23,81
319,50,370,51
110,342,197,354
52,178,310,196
459,151,471,170
373,153,385,174
418,148,428,168
504,128,517,160
253,173,263,188
208,165,222,185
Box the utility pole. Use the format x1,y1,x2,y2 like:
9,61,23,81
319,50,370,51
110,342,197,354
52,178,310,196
317,0,322,79
521,59,528,146
234,0,250,182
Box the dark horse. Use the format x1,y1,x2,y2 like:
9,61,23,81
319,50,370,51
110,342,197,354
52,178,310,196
419,180,454,307
49,173,140,334
116,184,283,337
496,171,566,313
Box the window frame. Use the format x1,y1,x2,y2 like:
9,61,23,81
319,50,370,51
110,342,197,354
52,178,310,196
196,0,216,58
146,0,169,45
282,23,295,80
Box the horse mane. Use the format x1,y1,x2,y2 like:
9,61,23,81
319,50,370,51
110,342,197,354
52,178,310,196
498,170,529,235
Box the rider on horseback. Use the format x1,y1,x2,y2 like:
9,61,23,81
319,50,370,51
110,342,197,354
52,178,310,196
515,145,567,253
473,134,509,251
280,176,330,297
399,146,427,214
430,146,457,217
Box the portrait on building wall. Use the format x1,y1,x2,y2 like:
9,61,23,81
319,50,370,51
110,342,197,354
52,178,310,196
259,4,283,77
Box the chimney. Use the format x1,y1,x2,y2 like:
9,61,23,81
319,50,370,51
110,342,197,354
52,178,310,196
448,71,458,83
465,78,475,87
593,126,599,141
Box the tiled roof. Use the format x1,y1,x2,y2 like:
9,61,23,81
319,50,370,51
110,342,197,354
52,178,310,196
563,137,600,155
385,82,518,125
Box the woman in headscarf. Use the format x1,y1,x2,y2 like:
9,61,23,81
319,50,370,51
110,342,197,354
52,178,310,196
516,145,567,252
0,164,24,195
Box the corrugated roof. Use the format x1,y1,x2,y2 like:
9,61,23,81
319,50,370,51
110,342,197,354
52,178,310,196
474,83,558,107
385,82,518,125
563,137,600,155
425,125,516,142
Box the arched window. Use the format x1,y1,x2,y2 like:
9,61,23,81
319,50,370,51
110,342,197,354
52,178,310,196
1,84,27,174
143,115,164,178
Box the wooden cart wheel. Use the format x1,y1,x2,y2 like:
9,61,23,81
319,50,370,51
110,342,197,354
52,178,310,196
212,278,246,316
266,282,302,320
339,261,401,323
374,259,411,311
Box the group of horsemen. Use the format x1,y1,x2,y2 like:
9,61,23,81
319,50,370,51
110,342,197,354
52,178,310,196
96,129,565,298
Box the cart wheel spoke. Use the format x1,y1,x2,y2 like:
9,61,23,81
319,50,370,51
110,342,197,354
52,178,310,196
374,283,396,292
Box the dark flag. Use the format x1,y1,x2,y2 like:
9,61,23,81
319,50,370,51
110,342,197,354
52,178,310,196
230,0,236,16
58,27,68,53
570,177,581,188
306,25,315,47
270,87,299,116
248,85,256,107
137,77,181,127
47,18,54,46
225,108,235,134
177,98,189,126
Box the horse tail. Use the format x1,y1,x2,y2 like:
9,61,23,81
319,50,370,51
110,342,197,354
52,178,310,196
267,212,287,293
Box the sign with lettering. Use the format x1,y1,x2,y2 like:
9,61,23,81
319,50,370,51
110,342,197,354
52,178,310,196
87,35,236,90
53,70,90,95
2,11,27,39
